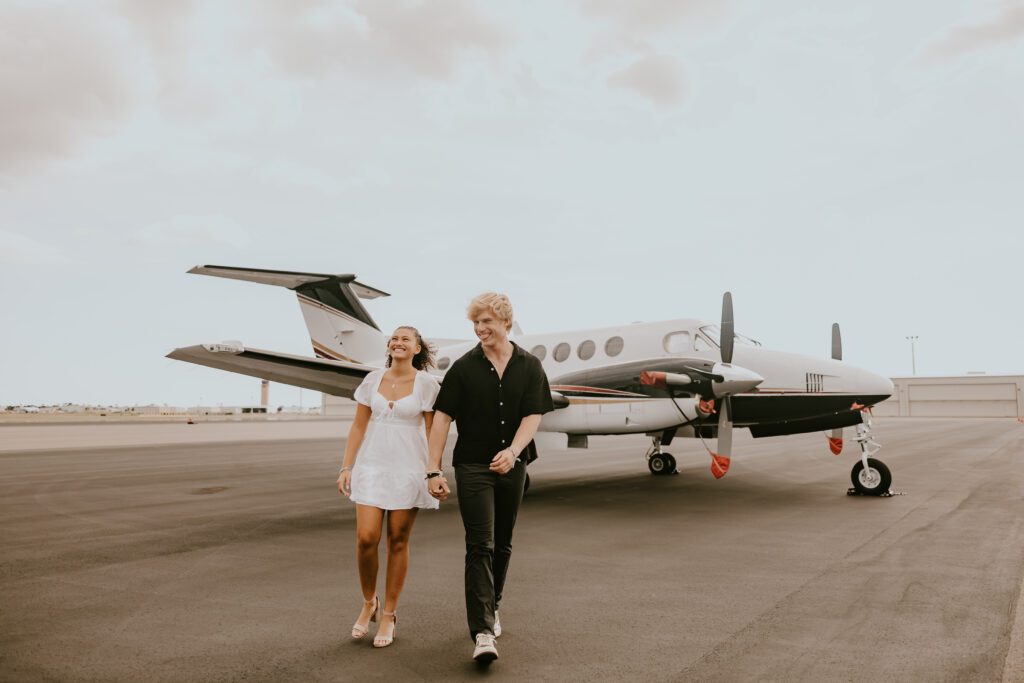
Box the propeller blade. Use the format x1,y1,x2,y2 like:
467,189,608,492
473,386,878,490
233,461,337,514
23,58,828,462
831,323,842,361
711,396,732,479
827,428,843,455
721,292,734,365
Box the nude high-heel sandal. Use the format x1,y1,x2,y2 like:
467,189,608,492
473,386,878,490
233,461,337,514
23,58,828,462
374,610,397,647
351,596,378,639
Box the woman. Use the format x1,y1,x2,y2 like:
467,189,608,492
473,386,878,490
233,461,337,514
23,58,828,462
337,326,440,648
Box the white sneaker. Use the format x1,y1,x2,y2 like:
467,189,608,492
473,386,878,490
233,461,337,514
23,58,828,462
494,610,501,637
473,633,498,663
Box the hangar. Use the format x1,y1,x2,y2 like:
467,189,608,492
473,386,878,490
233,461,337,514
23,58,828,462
871,374,1024,418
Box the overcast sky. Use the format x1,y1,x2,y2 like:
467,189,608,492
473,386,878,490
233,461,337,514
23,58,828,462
2,0,1022,407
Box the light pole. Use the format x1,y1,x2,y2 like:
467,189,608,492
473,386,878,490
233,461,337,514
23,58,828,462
905,336,918,376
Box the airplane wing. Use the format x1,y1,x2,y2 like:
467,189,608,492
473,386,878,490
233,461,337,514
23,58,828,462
166,344,377,399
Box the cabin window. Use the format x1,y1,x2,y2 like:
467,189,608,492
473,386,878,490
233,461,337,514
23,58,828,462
605,336,624,357
663,331,691,354
438,357,451,370
553,342,570,362
577,340,595,360
530,345,547,361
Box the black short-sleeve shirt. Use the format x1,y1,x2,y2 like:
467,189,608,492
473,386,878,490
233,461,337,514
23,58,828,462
433,342,554,466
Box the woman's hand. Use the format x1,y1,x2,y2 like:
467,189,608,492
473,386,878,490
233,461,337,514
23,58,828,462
337,469,352,496
428,476,450,501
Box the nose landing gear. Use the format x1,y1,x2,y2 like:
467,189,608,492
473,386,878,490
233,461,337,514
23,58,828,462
848,411,892,495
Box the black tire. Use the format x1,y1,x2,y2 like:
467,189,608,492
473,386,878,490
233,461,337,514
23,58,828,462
648,454,668,475
663,453,677,474
850,458,891,495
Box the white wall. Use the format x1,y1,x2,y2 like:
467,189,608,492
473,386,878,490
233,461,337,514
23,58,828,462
872,375,1024,418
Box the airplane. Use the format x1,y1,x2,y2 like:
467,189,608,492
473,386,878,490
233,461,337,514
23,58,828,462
167,265,895,495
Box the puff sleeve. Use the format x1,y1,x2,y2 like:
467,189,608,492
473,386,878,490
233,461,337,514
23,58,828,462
419,373,441,412
353,370,378,407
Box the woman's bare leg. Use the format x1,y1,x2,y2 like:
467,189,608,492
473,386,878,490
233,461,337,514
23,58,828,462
354,505,385,625
376,508,419,640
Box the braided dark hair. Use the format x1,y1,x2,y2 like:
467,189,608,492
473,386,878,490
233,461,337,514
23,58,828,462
385,326,436,371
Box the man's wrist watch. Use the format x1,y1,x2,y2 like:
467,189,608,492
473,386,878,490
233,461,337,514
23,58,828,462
425,470,443,480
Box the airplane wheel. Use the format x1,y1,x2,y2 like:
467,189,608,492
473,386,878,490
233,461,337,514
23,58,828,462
663,453,677,474
648,454,672,475
850,458,891,495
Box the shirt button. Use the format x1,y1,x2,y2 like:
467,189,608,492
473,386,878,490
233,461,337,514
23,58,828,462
501,420,505,424
500,402,503,406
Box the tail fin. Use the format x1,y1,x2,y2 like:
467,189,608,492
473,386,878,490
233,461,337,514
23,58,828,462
188,265,388,364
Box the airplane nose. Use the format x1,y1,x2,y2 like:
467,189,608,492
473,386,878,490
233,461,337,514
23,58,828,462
859,369,894,398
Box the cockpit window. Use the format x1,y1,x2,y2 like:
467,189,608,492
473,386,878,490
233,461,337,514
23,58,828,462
698,324,761,348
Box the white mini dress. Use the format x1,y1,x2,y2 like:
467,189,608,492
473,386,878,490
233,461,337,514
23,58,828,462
349,369,441,511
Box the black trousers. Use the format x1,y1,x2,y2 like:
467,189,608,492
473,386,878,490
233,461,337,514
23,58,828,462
454,459,526,640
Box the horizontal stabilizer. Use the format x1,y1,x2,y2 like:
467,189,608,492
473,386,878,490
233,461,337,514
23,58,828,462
188,265,389,300
167,344,377,399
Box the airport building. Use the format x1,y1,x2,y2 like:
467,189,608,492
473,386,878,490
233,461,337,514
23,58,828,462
872,374,1024,418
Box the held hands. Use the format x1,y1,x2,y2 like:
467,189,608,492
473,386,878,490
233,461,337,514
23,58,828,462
428,475,450,501
490,448,517,474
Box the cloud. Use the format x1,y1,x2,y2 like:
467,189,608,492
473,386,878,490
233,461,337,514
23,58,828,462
607,54,686,109
578,0,718,109
113,0,214,119
920,4,1024,63
0,4,135,179
0,230,74,265
133,214,250,249
253,0,511,82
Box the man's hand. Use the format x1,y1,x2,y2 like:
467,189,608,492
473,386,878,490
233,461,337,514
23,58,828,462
428,476,450,501
489,448,516,474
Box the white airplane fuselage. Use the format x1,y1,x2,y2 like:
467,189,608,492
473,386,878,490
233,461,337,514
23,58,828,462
426,318,892,437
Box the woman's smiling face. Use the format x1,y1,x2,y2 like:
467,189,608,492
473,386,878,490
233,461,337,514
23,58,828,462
388,328,420,362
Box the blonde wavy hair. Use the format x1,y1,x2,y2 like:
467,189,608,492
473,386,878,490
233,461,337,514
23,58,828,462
467,292,514,331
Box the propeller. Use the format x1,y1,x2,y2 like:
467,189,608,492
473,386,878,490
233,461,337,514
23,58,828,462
828,322,844,455
720,292,734,365
711,292,736,478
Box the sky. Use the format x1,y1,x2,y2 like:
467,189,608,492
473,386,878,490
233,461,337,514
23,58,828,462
2,0,1023,407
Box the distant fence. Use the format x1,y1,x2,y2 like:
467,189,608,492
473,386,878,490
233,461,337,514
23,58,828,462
872,375,1024,418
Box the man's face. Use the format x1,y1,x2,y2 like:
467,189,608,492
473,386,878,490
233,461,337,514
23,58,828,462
472,309,509,348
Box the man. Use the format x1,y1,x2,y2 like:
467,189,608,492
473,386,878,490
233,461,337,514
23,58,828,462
426,292,553,664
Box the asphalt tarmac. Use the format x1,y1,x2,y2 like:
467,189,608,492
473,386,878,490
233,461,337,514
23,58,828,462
2,418,1024,682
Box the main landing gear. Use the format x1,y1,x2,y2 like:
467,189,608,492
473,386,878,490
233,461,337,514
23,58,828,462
848,412,892,496
646,434,677,476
